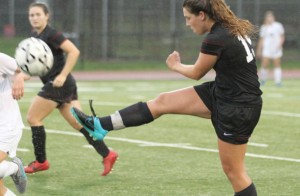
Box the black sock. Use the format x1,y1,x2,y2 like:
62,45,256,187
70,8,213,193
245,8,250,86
31,126,47,163
99,116,114,131
119,102,154,127
80,128,109,157
99,102,154,131
234,183,257,196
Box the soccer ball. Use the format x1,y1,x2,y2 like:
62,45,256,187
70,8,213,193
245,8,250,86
15,37,53,77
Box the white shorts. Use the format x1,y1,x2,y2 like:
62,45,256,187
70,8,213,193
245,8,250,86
262,47,283,59
0,130,22,158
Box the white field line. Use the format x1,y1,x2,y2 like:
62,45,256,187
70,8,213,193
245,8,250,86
262,111,300,118
247,142,268,147
17,148,30,152
23,127,300,163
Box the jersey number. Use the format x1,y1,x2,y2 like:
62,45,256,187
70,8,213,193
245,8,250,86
238,36,255,63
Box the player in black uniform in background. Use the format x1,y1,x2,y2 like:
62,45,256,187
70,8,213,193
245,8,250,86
72,0,262,195
24,2,118,176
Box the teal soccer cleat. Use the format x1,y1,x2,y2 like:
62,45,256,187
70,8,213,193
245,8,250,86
71,107,108,141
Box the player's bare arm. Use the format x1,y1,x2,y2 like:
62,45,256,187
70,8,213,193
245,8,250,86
52,40,80,87
166,51,216,80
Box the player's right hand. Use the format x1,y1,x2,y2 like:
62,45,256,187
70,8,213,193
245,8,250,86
166,51,181,71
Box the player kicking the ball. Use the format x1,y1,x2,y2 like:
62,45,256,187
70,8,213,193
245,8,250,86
71,0,262,195
0,53,29,195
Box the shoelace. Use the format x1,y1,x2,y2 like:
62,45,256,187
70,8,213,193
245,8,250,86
89,99,97,117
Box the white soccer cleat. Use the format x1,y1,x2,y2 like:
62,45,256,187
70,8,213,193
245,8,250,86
11,157,27,194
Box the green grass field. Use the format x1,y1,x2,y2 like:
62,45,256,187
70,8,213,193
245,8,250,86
7,78,300,196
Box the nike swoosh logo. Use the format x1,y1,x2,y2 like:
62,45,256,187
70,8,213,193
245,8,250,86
85,118,95,130
223,133,233,136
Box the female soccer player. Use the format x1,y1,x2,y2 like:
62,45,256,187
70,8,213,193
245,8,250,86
24,2,117,176
256,11,285,86
0,53,29,195
72,0,262,195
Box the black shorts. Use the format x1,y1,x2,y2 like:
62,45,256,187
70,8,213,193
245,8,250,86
194,82,262,145
38,74,78,108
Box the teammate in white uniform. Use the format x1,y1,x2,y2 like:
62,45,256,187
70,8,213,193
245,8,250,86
256,11,285,86
0,53,29,195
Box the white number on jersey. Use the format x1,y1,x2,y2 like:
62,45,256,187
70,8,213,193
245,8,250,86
238,36,255,63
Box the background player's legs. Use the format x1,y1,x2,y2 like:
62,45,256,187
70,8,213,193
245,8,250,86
273,57,282,86
59,100,83,131
25,96,57,172
218,139,257,196
260,57,270,85
27,96,57,126
60,100,110,157
61,100,118,176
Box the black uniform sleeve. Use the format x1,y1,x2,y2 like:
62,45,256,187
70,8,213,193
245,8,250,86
200,23,227,57
47,28,67,49
201,35,225,57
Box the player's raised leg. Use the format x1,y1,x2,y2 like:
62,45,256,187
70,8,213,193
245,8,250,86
71,86,211,141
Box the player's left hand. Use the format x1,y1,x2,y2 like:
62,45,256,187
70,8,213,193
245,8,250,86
53,74,67,88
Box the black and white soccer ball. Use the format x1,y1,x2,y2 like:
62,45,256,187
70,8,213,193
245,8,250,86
15,37,53,77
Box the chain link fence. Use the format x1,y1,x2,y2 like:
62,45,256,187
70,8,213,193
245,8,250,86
1,0,300,64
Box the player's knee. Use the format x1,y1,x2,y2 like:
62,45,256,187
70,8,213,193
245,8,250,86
222,164,247,186
153,92,169,108
221,162,239,182
26,113,38,125
148,93,167,117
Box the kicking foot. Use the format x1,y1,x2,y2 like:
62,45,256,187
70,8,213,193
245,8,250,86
71,107,108,141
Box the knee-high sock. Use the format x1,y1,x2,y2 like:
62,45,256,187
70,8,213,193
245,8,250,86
260,68,268,82
274,67,282,84
99,102,154,131
80,128,109,157
234,183,257,196
31,126,47,163
0,160,18,178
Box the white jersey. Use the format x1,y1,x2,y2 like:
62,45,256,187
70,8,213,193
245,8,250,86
260,21,284,58
0,53,24,134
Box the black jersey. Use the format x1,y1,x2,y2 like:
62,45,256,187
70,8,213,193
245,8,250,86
32,25,67,84
201,23,262,106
